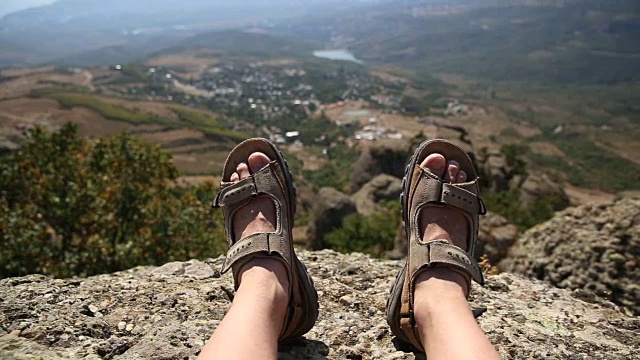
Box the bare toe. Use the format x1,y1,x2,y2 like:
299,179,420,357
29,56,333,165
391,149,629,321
232,154,276,242
419,157,468,249
456,170,467,183
445,160,460,183
420,153,446,178
247,152,271,173
236,162,250,180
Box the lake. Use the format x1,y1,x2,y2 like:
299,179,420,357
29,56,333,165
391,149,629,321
313,49,363,64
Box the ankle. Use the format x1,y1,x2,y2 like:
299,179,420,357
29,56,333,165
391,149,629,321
237,257,290,303
413,268,468,317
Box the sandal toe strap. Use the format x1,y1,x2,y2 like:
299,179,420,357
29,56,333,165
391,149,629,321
416,166,486,215
213,162,282,208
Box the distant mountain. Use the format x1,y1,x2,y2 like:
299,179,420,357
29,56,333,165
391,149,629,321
1,0,308,32
0,0,385,67
176,30,314,57
0,38,29,67
276,0,640,85
55,30,316,67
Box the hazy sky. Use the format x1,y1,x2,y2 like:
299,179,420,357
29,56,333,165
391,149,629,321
0,0,56,18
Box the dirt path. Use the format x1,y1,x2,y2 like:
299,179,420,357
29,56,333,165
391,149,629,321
82,70,95,91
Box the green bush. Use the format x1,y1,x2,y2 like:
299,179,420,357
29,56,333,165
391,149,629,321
483,188,569,230
324,201,400,257
302,144,358,192
501,144,528,176
0,123,225,278
400,95,430,116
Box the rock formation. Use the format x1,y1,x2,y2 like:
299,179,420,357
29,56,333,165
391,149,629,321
477,146,512,192
307,175,402,252
350,174,402,216
306,187,356,250
1,249,639,359
348,140,410,193
515,172,568,207
501,196,640,316
477,212,519,264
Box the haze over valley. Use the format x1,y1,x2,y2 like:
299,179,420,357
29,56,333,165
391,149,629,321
1,0,638,267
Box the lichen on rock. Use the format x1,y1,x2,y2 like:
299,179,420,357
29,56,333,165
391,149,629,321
1,249,638,359
501,196,640,316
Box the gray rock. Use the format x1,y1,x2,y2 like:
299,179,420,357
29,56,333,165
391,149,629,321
501,196,640,316
152,262,185,276
349,140,411,193
183,261,216,280
477,212,519,264
351,174,402,216
306,187,357,250
1,249,638,359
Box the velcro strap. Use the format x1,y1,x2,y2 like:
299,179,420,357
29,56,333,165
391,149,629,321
221,233,289,274
415,166,486,215
213,165,277,208
410,240,484,286
442,183,486,215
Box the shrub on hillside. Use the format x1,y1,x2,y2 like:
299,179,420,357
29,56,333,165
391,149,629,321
324,201,400,257
0,123,225,278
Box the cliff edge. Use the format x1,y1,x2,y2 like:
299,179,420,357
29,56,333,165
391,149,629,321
1,249,638,359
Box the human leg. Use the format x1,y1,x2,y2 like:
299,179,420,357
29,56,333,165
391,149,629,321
413,152,498,360
199,140,318,359
199,153,286,360
386,141,499,359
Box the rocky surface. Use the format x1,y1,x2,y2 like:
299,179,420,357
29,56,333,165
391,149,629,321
1,250,639,359
477,212,519,264
501,196,640,316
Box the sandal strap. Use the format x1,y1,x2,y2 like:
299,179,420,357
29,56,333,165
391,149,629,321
213,160,292,290
410,167,485,256
213,138,318,341
398,241,484,350
409,240,484,287
213,162,282,208
414,166,487,216
221,232,290,276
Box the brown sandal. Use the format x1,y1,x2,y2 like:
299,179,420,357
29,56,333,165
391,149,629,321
385,139,486,352
212,138,319,340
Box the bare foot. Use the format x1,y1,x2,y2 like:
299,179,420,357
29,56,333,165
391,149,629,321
412,153,500,360
415,153,470,294
230,152,276,241
418,153,469,250
228,152,289,294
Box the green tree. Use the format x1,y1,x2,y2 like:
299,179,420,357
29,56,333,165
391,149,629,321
0,123,225,278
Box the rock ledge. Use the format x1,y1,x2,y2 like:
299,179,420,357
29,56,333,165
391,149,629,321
1,250,638,359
